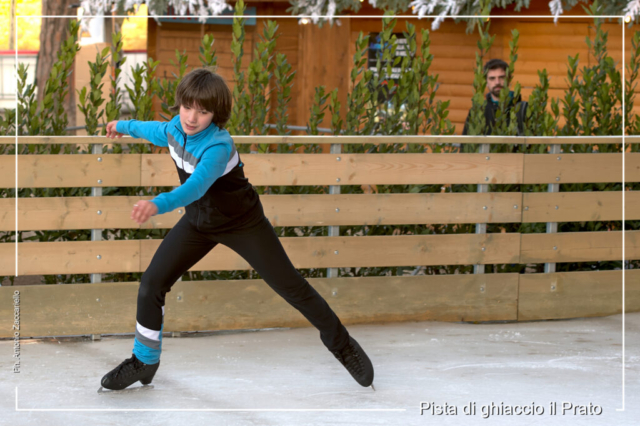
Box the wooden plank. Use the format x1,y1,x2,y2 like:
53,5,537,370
15,240,141,275
167,275,519,330
0,155,15,187
435,84,474,98
518,270,640,321
0,196,15,231
0,274,519,338
298,17,350,129
523,153,623,184
429,45,479,58
234,136,528,145
8,136,624,146
515,35,595,49
147,233,521,271
6,233,521,275
0,242,15,276
3,193,524,231
430,58,477,73
143,153,525,186
4,151,627,193
522,191,634,223
11,154,141,189
262,193,523,227
1,196,183,232
511,22,588,36
520,230,638,264
515,48,592,62
627,230,640,260
627,153,640,183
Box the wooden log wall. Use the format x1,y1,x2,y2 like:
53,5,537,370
144,2,634,135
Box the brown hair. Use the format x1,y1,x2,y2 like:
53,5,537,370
169,67,232,129
483,58,508,75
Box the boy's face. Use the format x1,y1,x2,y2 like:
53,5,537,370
180,104,214,135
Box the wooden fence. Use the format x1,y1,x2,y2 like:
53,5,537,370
0,135,638,338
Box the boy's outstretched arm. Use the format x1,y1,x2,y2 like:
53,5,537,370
106,119,171,147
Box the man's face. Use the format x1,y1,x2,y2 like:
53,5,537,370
486,68,507,100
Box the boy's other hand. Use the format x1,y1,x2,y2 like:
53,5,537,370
131,200,159,225
106,121,124,139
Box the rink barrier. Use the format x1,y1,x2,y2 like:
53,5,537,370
0,135,637,338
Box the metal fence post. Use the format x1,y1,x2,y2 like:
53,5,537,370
474,143,490,275
91,143,103,284
327,143,341,278
90,143,103,341
544,144,561,273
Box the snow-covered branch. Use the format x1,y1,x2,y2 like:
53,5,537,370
79,0,231,19
408,0,466,30
76,0,640,31
624,0,640,20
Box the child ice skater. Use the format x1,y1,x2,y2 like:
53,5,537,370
100,67,374,391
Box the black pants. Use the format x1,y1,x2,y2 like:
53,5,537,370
136,211,350,352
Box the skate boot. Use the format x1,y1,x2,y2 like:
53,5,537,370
332,336,374,389
100,353,160,391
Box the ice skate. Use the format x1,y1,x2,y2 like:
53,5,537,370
332,336,374,389
99,353,160,392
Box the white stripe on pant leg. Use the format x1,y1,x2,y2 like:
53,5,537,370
136,322,161,341
162,306,165,316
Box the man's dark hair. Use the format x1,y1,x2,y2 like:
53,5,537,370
483,59,508,75
169,67,232,129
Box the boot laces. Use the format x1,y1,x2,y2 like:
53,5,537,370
113,356,143,378
337,343,364,376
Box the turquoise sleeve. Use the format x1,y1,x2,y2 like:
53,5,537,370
116,120,170,147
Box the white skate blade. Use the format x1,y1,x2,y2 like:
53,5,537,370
98,384,154,394
370,383,376,391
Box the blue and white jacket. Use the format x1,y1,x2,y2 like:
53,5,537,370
117,116,262,232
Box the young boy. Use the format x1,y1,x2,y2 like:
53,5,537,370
100,67,374,392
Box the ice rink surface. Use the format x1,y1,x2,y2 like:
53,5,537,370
1,313,638,426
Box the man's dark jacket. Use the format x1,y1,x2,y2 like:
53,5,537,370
462,92,528,136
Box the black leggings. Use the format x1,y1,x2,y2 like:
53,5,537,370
137,211,350,352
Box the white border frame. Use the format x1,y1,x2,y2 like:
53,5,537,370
12,11,629,413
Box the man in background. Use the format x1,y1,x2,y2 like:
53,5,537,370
462,58,528,136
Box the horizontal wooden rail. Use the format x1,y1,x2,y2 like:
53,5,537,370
518,270,639,321
522,191,637,222
2,153,526,188
623,136,640,144
0,274,521,337
0,233,522,276
1,269,638,338
1,135,626,145
520,230,638,263
1,191,635,232
2,153,637,188
1,193,524,231
523,153,635,184
2,231,638,277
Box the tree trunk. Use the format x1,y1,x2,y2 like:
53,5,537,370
9,0,16,50
36,0,78,129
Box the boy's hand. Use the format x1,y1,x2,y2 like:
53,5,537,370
105,121,124,139
131,200,158,225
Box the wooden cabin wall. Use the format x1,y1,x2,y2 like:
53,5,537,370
148,18,256,122
348,3,624,134
147,2,630,135
625,23,640,130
